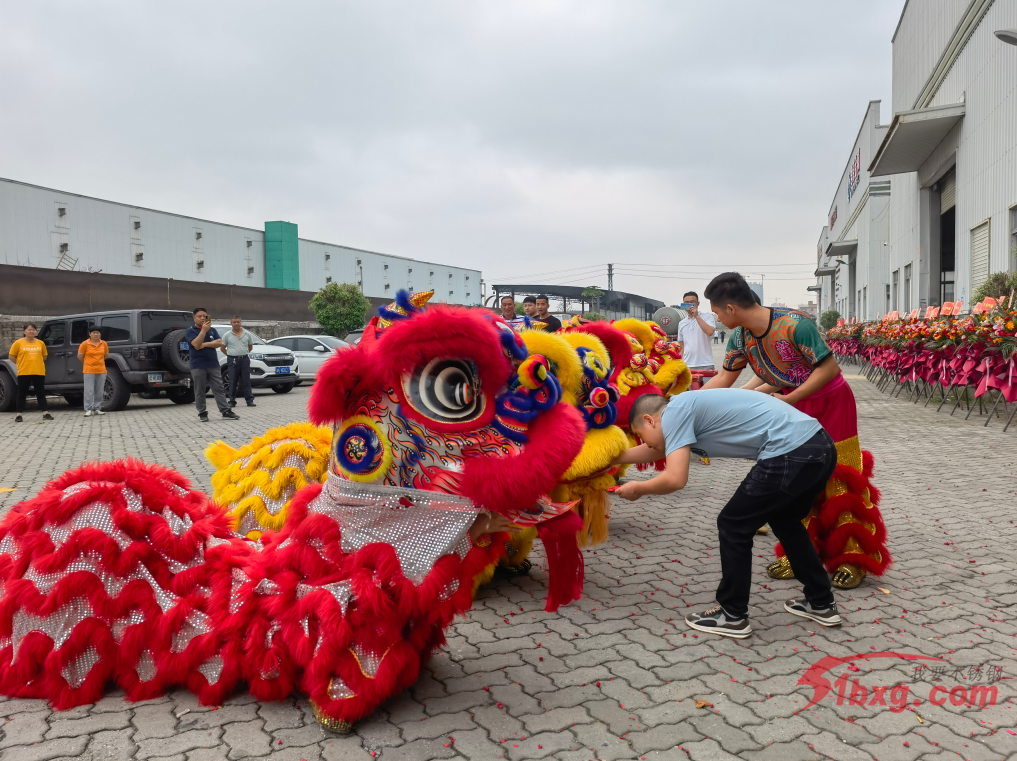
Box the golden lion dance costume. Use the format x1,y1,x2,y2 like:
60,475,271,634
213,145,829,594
0,291,590,733
724,308,890,589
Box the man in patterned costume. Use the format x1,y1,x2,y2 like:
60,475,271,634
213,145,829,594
701,273,889,589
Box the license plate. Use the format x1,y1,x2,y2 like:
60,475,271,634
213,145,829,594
275,367,290,374
148,373,163,383
179,342,190,351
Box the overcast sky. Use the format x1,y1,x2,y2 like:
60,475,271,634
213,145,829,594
0,1,902,307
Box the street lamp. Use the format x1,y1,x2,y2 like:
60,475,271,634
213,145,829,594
995,29,1017,45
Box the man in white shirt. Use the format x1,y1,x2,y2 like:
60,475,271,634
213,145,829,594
675,291,717,370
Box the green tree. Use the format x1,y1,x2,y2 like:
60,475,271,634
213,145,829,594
972,269,1017,305
515,303,526,316
582,312,607,321
819,309,841,330
582,285,605,315
309,282,371,338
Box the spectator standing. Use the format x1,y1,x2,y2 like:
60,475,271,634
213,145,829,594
185,308,239,422
10,323,53,423
499,295,517,320
221,316,256,408
675,291,717,371
535,295,563,333
522,295,538,319
76,327,108,417
498,295,526,330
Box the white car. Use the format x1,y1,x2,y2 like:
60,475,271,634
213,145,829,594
266,335,349,381
212,326,300,393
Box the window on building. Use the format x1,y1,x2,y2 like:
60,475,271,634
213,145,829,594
903,264,912,313
862,286,867,320
1010,205,1017,264
891,270,899,312
857,290,862,320
885,284,890,314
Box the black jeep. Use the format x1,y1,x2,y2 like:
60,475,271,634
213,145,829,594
0,310,199,412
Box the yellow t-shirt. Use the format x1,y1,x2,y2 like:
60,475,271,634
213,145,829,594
78,340,109,374
10,338,48,376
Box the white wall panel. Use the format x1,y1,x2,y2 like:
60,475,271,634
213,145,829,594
0,178,482,305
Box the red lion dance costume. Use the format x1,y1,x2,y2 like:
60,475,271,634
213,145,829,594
0,291,588,733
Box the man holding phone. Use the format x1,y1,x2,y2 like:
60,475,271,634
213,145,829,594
675,291,717,371
186,307,239,422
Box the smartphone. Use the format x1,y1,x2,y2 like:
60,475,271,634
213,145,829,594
680,303,693,310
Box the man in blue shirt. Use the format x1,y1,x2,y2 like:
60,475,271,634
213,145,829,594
185,307,239,422
613,389,840,638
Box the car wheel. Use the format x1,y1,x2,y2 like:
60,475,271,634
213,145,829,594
162,330,193,374
167,387,195,404
0,372,15,412
271,383,295,394
63,393,85,407
102,366,132,411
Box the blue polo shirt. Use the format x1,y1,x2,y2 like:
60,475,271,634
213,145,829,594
662,389,821,461
184,325,222,369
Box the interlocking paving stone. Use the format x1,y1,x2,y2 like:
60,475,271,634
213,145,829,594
0,356,1015,760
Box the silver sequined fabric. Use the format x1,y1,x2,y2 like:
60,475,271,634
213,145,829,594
264,621,281,648
112,610,145,642
121,487,146,512
161,508,193,537
315,477,478,584
197,655,224,685
350,642,384,677
170,610,212,653
295,580,352,615
328,676,356,700
12,597,93,662
229,568,249,614
159,546,204,574
61,646,100,689
0,535,19,561
254,578,280,596
46,502,132,550
23,553,178,613
136,650,157,682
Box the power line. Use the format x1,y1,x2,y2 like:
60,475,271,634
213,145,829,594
490,263,606,283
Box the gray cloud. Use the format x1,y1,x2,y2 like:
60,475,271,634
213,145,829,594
0,0,900,305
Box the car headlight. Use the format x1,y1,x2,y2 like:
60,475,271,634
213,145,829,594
250,353,266,360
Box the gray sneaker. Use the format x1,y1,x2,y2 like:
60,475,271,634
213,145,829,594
784,598,842,627
685,605,752,639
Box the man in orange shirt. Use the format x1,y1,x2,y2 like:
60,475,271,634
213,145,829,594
77,326,109,417
10,323,53,423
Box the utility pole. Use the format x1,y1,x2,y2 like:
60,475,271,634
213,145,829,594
607,263,613,292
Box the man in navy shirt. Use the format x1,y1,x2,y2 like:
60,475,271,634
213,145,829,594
613,390,841,638
185,307,239,422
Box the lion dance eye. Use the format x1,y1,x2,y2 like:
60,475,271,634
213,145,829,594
405,358,482,422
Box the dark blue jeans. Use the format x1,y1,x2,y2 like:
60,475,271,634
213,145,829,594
716,429,837,618
227,355,254,404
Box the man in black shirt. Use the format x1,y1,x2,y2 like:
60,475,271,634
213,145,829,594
535,295,562,333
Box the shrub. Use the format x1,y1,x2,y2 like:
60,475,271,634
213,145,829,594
819,310,841,331
309,282,371,339
972,270,1017,305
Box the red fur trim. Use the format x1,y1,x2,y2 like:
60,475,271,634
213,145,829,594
372,304,513,434
821,522,893,575
459,403,586,516
536,511,584,612
308,345,379,427
569,322,634,371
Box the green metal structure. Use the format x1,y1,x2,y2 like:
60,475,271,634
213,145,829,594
264,221,299,290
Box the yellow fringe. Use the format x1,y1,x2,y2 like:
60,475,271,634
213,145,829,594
562,426,629,482
205,422,333,537
519,330,584,405
577,489,610,546
613,318,656,353
654,358,692,397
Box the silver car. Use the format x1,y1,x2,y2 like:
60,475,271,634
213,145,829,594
266,335,349,381
212,326,299,393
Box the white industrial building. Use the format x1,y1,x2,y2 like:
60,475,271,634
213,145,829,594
814,0,1017,319
0,176,481,305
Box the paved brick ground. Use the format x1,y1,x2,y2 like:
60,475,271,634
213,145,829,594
1,356,1015,760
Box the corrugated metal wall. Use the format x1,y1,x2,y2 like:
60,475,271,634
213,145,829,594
0,178,482,305
822,0,1016,316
